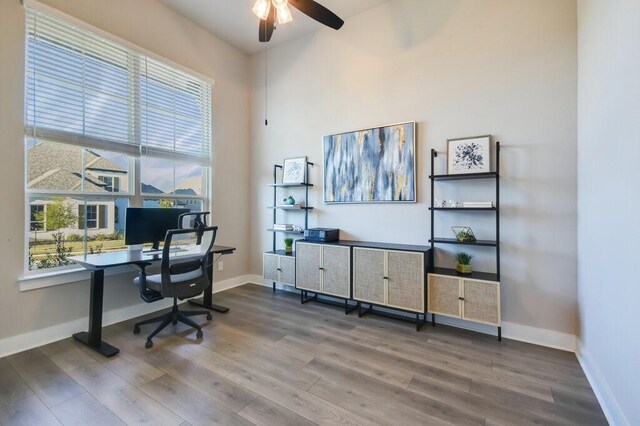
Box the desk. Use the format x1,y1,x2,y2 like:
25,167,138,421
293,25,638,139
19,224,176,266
70,245,236,357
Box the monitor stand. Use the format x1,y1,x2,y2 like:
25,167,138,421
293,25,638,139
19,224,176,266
142,241,161,254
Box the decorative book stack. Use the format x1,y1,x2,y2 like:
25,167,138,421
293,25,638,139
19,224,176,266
273,224,294,231
462,201,494,208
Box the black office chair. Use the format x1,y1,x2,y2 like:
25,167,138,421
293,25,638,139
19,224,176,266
132,225,218,348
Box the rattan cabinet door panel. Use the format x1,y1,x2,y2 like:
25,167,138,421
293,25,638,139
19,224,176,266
322,245,351,298
279,256,296,286
353,248,385,304
428,274,461,318
387,251,424,312
296,243,321,291
263,253,279,282
462,279,500,326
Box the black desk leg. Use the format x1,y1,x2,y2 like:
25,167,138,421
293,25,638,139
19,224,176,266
72,269,119,357
188,252,230,313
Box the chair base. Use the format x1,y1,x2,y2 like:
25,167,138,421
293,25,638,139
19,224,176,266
133,299,211,348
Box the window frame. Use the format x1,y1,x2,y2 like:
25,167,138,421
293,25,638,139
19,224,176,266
23,2,213,277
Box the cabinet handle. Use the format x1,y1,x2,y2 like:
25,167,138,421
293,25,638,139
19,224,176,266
277,268,282,271
319,267,324,270
383,276,389,280
458,297,465,300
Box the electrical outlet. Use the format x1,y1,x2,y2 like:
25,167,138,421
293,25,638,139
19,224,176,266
217,261,224,271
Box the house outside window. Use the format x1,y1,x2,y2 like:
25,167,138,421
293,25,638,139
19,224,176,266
25,6,212,272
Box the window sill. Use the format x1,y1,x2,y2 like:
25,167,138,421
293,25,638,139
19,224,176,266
18,265,138,291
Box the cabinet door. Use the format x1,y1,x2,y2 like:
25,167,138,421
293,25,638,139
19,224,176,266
279,256,296,285
296,243,321,292
428,274,462,318
353,247,385,304
462,279,500,326
263,253,279,282
387,251,424,312
321,245,350,298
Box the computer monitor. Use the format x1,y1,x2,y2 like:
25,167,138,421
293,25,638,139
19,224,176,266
125,207,189,251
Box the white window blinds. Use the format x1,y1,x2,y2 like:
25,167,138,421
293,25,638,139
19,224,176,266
25,7,212,164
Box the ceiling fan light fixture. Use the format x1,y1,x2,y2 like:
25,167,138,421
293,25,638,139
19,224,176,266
276,4,293,25
252,0,271,20
271,0,288,9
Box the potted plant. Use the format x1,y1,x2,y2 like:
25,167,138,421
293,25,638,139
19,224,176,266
284,238,294,254
455,252,473,274
451,226,476,243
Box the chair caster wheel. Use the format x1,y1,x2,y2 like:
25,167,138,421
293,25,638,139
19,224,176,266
145,340,153,348
196,330,203,339
133,326,140,334
172,320,178,325
207,313,212,320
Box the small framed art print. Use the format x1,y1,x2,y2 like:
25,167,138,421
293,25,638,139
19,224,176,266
282,157,307,184
447,135,491,175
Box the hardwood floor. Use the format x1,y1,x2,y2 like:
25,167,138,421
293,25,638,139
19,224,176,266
0,284,607,425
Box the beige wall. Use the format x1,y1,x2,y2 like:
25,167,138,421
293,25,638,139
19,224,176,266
577,0,640,423
250,0,578,334
0,0,251,340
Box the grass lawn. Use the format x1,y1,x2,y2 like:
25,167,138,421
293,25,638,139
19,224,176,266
30,239,126,256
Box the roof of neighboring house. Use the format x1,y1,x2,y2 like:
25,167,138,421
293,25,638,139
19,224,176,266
28,142,127,192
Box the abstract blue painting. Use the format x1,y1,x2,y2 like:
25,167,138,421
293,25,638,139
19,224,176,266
323,121,416,203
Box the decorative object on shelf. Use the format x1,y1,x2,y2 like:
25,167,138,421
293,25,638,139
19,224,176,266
455,252,473,274
283,238,294,254
292,225,304,232
283,195,296,205
447,135,491,175
323,121,416,203
448,200,459,208
451,226,477,243
273,223,294,230
463,201,494,208
435,198,447,208
282,157,307,184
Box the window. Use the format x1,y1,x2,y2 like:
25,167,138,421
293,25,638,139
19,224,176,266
25,6,212,272
100,176,120,193
30,205,45,231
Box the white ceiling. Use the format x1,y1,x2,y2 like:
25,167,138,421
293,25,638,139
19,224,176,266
158,0,387,54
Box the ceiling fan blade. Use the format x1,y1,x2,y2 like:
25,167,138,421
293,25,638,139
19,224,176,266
289,0,344,30
259,6,276,42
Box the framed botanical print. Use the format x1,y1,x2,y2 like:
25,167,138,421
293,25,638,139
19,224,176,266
447,135,491,174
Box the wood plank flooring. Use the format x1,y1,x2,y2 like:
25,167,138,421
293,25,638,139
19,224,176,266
0,284,607,425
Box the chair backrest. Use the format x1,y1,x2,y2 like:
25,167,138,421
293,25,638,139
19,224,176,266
159,226,218,299
178,211,210,244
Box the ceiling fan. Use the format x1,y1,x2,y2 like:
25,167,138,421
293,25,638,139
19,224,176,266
252,0,344,42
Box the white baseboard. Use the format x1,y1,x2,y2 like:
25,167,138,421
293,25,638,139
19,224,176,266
0,274,252,358
576,341,628,426
248,275,576,352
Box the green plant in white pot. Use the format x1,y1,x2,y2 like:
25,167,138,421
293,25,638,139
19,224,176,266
455,252,473,274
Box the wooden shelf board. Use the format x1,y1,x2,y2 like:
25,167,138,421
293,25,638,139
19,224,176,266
268,206,314,210
265,250,296,257
430,267,499,282
267,229,305,234
268,183,313,188
430,207,496,211
429,238,498,247
431,172,498,181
